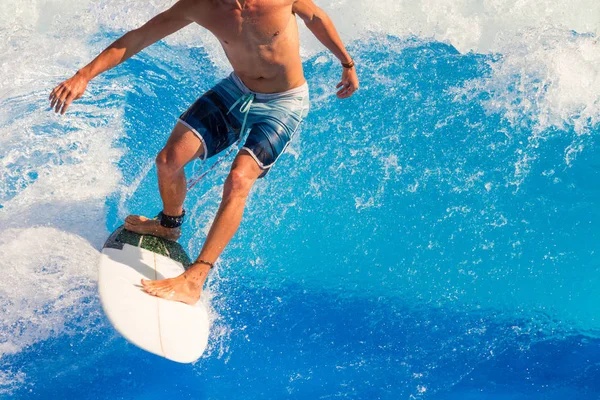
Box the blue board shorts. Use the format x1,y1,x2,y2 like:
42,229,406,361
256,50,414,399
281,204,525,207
178,72,310,178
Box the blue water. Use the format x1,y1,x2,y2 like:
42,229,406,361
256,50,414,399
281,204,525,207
2,28,600,399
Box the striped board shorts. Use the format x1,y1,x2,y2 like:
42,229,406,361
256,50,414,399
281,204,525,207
178,72,310,178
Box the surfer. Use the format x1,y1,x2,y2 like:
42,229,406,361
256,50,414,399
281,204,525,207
49,0,358,305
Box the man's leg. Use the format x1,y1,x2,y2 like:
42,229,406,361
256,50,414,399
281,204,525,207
124,121,204,240
140,150,263,305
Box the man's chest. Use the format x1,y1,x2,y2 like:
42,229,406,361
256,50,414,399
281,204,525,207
197,0,296,45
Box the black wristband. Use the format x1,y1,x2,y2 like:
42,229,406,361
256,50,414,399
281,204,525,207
158,210,185,229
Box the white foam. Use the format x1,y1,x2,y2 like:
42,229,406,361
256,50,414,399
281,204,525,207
0,0,125,363
0,228,99,354
0,114,123,357
314,1,599,137
1,0,599,374
457,29,600,134
0,369,27,396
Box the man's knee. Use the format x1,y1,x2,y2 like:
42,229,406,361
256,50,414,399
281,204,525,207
223,168,256,199
155,149,181,177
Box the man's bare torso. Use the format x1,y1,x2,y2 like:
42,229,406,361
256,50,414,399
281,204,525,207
189,0,304,93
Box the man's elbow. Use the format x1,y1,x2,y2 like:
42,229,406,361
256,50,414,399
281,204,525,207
302,7,326,27
119,29,146,52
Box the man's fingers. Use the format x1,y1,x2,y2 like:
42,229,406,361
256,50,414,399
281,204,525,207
55,89,70,113
336,81,350,95
50,83,65,99
53,94,63,112
50,85,66,109
336,84,356,99
337,84,350,94
49,90,58,108
49,84,61,100
60,92,76,115
50,95,59,110
340,86,351,96
49,77,86,114
53,84,66,100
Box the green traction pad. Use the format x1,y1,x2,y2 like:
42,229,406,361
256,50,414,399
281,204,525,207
104,226,192,269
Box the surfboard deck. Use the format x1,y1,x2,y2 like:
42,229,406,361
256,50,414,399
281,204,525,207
99,226,209,363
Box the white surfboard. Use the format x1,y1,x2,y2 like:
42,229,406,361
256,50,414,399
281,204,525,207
98,226,209,363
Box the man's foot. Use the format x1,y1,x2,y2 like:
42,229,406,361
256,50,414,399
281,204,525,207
140,268,207,305
124,215,181,241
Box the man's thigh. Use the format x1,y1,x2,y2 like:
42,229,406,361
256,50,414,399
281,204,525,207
159,121,205,169
178,89,242,161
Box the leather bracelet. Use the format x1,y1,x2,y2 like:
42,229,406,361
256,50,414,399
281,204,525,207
197,259,215,269
341,59,355,69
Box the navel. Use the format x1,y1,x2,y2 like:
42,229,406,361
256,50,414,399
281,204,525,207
274,31,280,37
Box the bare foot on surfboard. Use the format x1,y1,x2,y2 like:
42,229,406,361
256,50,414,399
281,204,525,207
124,215,181,241
140,264,211,305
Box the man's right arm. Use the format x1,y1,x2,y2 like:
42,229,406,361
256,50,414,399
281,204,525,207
50,0,197,114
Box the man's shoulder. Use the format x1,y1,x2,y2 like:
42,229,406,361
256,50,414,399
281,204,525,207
171,0,219,21
174,0,215,14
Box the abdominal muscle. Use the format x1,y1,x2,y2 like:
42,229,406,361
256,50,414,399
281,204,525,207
214,12,306,93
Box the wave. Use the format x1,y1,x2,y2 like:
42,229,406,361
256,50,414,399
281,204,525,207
0,0,598,394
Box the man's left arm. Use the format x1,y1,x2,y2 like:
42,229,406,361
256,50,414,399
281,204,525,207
293,0,359,99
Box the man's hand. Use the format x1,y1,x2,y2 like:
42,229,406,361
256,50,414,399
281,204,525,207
293,0,359,98
336,67,359,99
48,0,195,115
49,72,89,114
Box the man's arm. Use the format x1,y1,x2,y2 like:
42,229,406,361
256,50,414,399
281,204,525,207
49,0,196,114
293,0,358,99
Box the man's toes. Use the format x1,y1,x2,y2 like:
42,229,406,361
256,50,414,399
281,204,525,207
142,279,161,288
125,215,138,224
140,280,154,290
141,285,153,295
125,215,151,225
146,282,165,292
148,284,174,298
141,279,176,297
146,286,162,296
141,279,160,291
